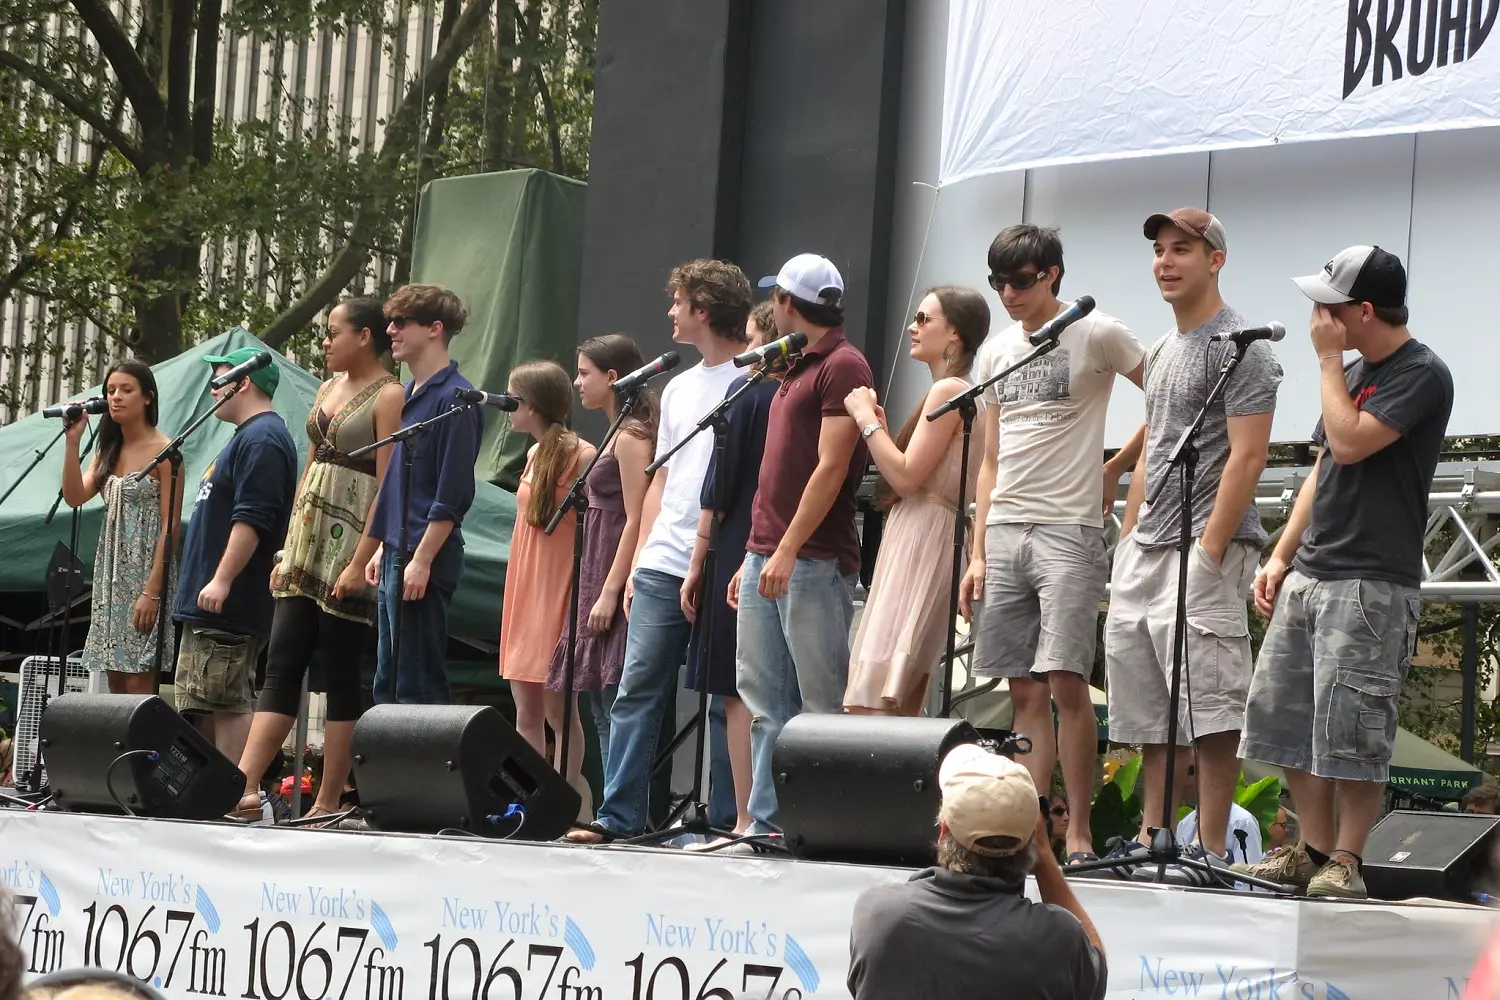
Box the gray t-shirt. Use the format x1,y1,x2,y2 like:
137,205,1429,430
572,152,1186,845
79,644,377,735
1296,338,1453,587
1134,307,1282,550
847,868,1106,1000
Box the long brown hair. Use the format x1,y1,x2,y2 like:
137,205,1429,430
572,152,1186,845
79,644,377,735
892,286,991,449
511,360,578,528
875,287,991,508
579,334,659,444
94,358,159,478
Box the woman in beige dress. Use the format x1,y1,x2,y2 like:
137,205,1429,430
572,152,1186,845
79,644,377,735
843,286,991,715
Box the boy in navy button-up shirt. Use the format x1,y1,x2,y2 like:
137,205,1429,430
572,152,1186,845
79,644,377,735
363,284,483,704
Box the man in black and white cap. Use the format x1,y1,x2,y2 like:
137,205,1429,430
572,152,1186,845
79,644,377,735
1233,246,1452,898
847,744,1106,999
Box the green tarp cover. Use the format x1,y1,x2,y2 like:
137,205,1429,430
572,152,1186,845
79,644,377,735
0,329,514,646
409,168,587,491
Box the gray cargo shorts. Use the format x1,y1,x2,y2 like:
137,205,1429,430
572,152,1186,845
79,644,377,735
1104,533,1259,745
1240,570,1419,782
971,523,1109,680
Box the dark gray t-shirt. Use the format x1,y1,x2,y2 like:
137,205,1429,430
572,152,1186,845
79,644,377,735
847,868,1105,1000
1296,338,1453,587
1134,307,1282,550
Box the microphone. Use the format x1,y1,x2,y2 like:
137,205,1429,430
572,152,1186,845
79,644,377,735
1028,295,1096,345
208,350,273,390
1210,322,1286,344
43,397,107,420
734,331,807,368
613,352,681,396
453,387,520,411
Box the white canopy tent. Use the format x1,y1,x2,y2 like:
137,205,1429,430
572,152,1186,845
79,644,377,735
938,0,1500,185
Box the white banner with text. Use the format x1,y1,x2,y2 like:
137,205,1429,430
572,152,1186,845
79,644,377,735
3,812,1495,999
939,0,1500,184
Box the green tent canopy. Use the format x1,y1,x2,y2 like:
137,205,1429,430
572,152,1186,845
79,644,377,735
0,329,514,647
410,169,587,491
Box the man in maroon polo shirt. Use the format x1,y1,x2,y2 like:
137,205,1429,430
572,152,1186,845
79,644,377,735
729,252,874,835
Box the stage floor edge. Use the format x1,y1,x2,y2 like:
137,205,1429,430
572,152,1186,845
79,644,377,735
2,810,1494,999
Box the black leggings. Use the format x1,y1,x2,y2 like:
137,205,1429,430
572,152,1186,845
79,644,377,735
257,596,369,721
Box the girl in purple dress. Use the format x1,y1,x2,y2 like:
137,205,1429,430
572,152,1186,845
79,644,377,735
546,335,657,773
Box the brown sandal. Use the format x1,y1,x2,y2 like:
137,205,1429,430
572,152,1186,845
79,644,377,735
227,792,265,823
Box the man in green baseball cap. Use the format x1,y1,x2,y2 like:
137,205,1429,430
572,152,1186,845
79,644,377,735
202,346,280,398
172,346,296,760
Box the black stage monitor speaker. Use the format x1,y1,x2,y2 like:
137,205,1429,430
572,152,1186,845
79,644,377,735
351,704,581,841
39,693,245,818
772,714,980,866
1363,809,1500,901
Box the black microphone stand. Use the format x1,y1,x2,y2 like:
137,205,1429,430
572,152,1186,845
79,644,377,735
135,382,246,695
926,335,1063,718
347,400,478,704
544,387,642,792
1066,341,1281,891
23,416,98,794
620,362,778,847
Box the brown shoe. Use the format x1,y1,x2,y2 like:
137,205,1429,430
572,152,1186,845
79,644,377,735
1229,844,1320,892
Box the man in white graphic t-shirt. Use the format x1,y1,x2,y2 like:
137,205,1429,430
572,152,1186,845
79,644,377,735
961,225,1146,864
566,259,751,842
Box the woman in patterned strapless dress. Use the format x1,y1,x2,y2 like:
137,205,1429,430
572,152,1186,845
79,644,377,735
64,358,180,695
233,297,403,822
843,287,992,715
546,335,656,774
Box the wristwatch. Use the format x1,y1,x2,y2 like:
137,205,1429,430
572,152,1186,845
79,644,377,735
861,422,881,439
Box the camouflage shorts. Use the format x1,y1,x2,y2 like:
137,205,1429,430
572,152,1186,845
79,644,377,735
1240,571,1419,782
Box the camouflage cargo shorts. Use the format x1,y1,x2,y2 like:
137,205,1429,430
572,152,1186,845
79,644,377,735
1240,570,1419,782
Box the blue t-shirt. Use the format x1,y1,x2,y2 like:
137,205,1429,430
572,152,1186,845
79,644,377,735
174,411,297,638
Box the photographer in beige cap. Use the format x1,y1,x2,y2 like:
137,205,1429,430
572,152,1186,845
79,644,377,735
847,744,1105,1000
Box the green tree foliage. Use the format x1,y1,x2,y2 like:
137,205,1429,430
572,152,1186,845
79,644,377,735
0,0,596,387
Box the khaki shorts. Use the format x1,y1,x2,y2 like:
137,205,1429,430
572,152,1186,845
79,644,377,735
174,627,264,714
1104,534,1258,745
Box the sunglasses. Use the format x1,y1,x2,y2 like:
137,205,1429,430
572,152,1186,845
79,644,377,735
987,270,1046,292
913,310,942,326
1050,805,1069,816
386,315,430,328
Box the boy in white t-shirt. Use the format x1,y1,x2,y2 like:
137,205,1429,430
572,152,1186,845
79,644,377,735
961,225,1146,863
567,259,751,841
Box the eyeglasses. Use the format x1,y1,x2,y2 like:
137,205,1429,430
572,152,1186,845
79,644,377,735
987,270,1045,292
387,315,430,329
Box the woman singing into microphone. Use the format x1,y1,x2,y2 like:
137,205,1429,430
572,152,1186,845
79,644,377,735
65,359,180,694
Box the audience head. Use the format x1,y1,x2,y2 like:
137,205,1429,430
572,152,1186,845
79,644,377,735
759,254,845,333
324,296,392,373
1465,785,1500,815
935,744,1040,888
1267,806,1291,849
23,968,169,1000
384,283,468,363
666,260,753,346
507,360,576,529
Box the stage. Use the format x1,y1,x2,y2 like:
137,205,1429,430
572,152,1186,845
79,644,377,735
1,811,1493,999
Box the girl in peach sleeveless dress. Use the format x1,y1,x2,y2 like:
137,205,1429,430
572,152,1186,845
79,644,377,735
844,285,992,716
845,430,971,714
499,362,595,812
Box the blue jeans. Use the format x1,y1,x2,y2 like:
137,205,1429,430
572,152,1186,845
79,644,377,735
373,542,462,705
708,695,735,830
736,553,855,834
595,569,692,835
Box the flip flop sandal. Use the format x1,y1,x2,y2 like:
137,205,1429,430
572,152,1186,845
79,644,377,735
1067,852,1101,865
563,822,619,844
